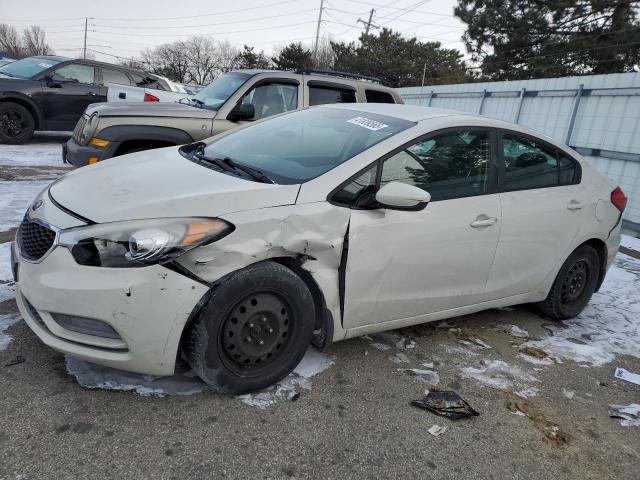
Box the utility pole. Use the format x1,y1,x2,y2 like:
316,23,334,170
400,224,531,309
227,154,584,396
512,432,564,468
357,9,376,35
83,17,88,60
313,0,324,59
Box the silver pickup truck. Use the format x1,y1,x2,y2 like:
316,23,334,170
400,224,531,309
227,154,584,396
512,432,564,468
63,69,403,167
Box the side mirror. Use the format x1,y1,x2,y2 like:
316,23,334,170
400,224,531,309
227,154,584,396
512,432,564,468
44,75,62,88
227,103,255,121
375,181,431,210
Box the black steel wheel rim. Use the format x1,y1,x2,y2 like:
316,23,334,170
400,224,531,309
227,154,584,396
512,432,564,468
220,291,292,374
560,259,589,304
0,109,27,137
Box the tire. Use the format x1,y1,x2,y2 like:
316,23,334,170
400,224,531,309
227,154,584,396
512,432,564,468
184,261,315,394
0,102,35,145
538,245,600,320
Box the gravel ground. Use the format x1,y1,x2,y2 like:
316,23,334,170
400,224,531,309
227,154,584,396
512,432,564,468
1,140,639,480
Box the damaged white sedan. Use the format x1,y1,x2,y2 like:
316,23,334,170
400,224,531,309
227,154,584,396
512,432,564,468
12,104,626,393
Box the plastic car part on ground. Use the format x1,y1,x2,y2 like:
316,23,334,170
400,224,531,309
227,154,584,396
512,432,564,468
411,390,480,420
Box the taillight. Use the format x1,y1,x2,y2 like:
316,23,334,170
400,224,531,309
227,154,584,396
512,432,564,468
143,93,160,102
611,187,627,212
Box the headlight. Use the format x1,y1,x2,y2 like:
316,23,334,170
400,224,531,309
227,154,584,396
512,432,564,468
80,113,99,145
58,217,233,268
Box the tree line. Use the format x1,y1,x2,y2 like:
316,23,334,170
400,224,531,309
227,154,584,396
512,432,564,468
1,0,638,86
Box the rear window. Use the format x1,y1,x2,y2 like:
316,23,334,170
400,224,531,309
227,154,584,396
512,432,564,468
309,86,357,106
202,107,414,184
365,90,395,103
102,68,131,86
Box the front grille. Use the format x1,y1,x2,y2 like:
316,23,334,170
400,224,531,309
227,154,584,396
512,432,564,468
18,217,56,261
72,115,87,143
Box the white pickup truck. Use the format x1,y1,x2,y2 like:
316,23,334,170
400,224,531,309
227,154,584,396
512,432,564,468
107,76,192,103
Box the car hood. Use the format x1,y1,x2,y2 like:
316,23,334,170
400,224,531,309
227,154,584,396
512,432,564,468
86,101,217,119
49,146,300,223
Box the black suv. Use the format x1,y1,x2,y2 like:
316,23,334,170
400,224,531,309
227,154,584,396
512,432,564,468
0,56,170,144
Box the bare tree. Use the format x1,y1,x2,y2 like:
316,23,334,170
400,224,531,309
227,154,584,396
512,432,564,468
22,26,52,56
312,37,335,70
185,36,220,85
141,42,190,82
0,23,23,58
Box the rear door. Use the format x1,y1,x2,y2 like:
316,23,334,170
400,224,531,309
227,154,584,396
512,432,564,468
485,130,586,298
337,127,502,329
40,63,100,130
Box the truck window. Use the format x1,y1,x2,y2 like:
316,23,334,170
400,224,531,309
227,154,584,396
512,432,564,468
365,89,395,103
309,86,356,106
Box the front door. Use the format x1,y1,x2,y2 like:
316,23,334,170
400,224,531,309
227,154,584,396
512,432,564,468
41,63,101,131
338,128,502,329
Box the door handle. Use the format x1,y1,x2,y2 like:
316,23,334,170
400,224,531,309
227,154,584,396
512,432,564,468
567,201,584,211
88,92,99,96
470,216,497,228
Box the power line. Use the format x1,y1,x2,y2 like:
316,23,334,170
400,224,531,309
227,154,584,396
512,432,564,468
92,0,299,22
90,9,318,30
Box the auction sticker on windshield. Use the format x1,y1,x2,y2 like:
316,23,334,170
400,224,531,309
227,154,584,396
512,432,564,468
347,117,389,131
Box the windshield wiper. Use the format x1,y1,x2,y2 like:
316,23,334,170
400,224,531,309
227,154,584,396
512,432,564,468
221,157,275,184
191,145,274,184
190,98,205,109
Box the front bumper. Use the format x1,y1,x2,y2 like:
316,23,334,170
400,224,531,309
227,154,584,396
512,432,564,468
15,242,209,375
63,138,120,168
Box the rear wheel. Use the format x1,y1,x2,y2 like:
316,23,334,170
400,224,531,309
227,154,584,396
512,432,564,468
538,245,600,320
0,102,35,144
184,261,315,394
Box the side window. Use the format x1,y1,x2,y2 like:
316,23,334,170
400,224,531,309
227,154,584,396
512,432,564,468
241,83,298,120
502,134,560,191
309,86,356,106
51,64,95,85
380,130,491,201
365,90,395,103
101,68,131,86
129,73,147,86
332,165,377,207
559,154,579,185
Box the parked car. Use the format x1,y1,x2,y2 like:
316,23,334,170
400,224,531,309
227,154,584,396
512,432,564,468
0,58,15,67
106,74,191,103
0,55,172,144
63,69,403,166
13,103,626,393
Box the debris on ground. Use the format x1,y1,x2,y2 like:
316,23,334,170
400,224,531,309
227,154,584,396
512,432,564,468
562,388,575,399
505,398,570,447
5,355,25,366
427,424,448,437
510,325,530,338
411,390,479,419
614,367,640,386
609,404,640,427
518,346,555,366
389,352,410,364
399,368,440,385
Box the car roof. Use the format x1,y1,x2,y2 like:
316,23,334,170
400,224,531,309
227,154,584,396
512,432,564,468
230,69,395,89
322,103,471,122
33,55,70,62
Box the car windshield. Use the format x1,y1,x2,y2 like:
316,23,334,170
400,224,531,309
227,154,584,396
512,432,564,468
0,56,62,78
202,107,414,184
192,72,250,110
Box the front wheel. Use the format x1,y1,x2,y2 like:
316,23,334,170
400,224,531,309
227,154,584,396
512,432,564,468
0,102,35,144
184,261,315,394
538,245,600,320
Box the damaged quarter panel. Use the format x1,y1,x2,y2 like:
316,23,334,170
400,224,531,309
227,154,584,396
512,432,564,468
175,203,351,342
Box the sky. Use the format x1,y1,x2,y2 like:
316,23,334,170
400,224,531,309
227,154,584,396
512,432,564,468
0,0,468,63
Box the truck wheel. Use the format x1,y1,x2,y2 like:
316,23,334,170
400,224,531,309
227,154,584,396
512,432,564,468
537,245,600,320
184,261,315,394
0,102,35,144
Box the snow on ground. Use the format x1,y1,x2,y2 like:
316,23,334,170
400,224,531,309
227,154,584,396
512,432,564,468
0,142,66,167
521,252,640,367
460,359,539,397
0,313,20,351
609,404,640,427
621,234,640,252
0,179,51,231
0,242,15,303
66,348,336,407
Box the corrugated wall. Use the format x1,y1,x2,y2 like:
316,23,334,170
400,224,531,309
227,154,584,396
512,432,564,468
399,72,640,229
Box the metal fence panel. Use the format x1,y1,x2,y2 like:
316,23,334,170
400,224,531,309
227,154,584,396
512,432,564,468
400,72,640,228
